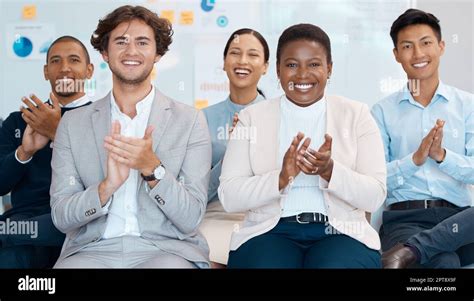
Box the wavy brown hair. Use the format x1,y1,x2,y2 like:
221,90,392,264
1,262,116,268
90,5,173,56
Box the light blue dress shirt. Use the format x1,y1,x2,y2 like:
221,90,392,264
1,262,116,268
203,94,265,202
371,81,474,207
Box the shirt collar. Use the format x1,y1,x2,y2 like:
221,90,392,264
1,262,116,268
398,80,450,105
56,94,91,108
225,93,265,112
110,85,155,117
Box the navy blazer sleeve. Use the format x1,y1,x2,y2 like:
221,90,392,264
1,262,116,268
0,112,28,196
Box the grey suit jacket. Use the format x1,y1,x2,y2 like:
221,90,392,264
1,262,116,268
50,88,212,268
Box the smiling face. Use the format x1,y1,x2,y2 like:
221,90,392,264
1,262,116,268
394,24,445,82
102,19,160,86
277,39,332,107
44,40,93,97
223,33,268,91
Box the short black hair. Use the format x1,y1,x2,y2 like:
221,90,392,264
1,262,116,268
46,35,91,64
390,9,442,47
276,23,332,66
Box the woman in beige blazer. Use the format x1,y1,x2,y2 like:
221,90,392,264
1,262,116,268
218,24,387,268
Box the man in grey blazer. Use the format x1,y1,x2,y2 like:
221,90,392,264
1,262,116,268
50,5,211,268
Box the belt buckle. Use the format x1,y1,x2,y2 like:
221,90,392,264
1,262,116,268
296,214,309,224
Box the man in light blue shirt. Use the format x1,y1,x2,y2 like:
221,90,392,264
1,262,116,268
371,9,474,268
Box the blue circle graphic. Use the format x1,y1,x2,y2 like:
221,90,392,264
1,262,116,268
201,0,215,12
13,36,33,58
216,16,228,27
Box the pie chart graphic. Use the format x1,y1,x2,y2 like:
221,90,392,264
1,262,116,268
13,36,33,58
201,0,215,12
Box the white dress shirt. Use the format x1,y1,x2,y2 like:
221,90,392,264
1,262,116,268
102,86,155,239
279,95,327,217
60,94,91,108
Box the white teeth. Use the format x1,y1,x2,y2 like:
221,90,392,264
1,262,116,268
294,84,314,89
235,68,250,75
413,62,428,68
123,61,140,65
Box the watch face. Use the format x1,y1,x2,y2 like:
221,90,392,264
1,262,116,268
153,165,166,180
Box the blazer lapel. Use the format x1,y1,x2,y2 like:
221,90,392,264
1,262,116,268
91,94,112,177
268,97,281,170
325,95,345,159
149,89,172,152
325,95,335,139
138,89,172,188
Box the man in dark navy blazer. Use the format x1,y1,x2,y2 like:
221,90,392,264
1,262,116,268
0,36,94,268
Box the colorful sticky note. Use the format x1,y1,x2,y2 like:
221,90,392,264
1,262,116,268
179,11,194,25
22,5,37,20
160,10,175,24
194,99,209,110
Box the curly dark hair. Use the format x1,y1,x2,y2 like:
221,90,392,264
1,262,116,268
90,5,173,56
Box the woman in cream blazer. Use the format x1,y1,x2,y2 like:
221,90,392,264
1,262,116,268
218,24,387,268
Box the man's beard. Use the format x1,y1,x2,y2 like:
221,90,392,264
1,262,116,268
56,91,78,97
110,63,153,85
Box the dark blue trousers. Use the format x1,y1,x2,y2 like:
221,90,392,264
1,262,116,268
407,206,474,266
381,206,474,268
228,219,381,268
0,213,64,268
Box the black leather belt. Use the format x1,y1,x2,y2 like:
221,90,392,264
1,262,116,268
281,212,329,224
389,199,457,210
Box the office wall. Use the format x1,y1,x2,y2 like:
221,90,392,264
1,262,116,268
418,0,474,93
0,0,472,120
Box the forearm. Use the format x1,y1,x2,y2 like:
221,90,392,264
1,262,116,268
51,183,108,233
320,160,386,212
386,152,420,190
219,169,282,213
438,148,474,184
147,110,211,234
0,150,29,195
98,180,117,206
50,115,108,233
148,171,208,234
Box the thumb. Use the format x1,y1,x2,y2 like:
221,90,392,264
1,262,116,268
24,124,33,135
321,134,332,151
143,125,154,139
50,92,60,110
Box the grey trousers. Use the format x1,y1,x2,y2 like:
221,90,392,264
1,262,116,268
54,236,196,268
407,206,474,265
